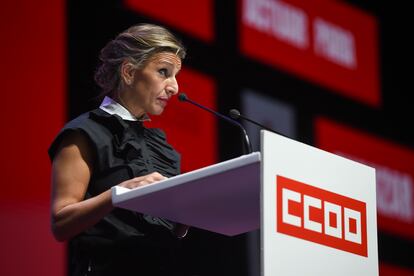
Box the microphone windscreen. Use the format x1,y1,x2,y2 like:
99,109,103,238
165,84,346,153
178,93,188,102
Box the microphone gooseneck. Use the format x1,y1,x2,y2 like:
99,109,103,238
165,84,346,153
178,93,252,154
229,108,287,138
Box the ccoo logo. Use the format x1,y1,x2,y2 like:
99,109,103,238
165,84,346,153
277,175,368,257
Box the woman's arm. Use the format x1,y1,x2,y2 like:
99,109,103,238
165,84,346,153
51,131,112,241
50,131,167,241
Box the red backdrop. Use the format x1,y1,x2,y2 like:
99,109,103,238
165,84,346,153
124,0,214,42
240,0,380,106
0,0,66,275
315,117,414,240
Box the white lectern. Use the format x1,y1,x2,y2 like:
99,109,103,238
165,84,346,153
112,131,378,276
112,152,260,236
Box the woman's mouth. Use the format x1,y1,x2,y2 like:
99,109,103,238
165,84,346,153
157,97,168,107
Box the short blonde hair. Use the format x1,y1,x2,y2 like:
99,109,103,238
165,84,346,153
94,24,186,97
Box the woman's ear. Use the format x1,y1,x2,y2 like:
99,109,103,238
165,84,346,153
120,60,136,86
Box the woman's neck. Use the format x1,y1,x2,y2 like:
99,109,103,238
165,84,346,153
114,92,145,119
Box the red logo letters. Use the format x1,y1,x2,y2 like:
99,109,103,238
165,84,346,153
277,175,368,257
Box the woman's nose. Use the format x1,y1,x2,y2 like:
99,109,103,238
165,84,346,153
167,77,179,96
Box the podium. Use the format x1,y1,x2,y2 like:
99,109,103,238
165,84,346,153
112,152,261,236
112,131,378,276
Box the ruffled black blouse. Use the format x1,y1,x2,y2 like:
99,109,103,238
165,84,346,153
49,108,185,275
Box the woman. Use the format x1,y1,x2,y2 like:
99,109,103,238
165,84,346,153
49,24,189,276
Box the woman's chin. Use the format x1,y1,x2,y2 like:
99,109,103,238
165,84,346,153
149,108,165,116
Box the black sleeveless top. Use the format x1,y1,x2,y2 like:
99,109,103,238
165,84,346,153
49,108,186,275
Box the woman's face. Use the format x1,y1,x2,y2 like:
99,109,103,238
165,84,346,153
123,51,182,116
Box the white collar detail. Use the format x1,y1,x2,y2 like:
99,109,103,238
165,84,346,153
99,96,150,122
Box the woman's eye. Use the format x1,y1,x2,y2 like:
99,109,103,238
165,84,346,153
159,69,168,77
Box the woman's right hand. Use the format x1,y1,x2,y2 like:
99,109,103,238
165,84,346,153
118,172,167,189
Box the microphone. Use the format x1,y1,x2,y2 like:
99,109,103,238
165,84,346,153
229,109,288,138
178,93,252,154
